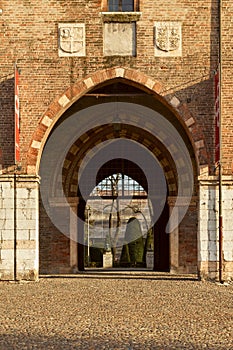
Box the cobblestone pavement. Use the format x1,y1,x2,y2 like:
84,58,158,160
0,272,233,350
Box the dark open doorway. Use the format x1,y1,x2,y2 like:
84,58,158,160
77,158,170,272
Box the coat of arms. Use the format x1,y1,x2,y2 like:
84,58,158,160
58,24,85,57
155,22,181,53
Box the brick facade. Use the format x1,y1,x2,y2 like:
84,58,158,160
0,1,232,281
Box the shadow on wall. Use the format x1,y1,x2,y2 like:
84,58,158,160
0,76,15,170
165,77,215,171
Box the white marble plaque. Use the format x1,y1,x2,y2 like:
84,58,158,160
154,22,182,57
103,22,136,56
58,23,86,57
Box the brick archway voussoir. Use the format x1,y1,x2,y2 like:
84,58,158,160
166,95,209,173
27,66,207,175
27,67,163,174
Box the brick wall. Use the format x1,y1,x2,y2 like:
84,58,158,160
0,0,222,172
0,1,232,279
221,1,233,174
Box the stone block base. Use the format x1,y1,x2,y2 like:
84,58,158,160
0,175,39,281
199,261,233,282
146,251,154,269
103,252,113,268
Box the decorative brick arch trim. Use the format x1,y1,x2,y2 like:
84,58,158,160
61,124,179,198
27,66,208,175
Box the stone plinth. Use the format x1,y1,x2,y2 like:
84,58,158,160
146,251,154,270
103,252,113,268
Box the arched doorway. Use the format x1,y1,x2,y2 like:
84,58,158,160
77,157,170,271
39,79,198,275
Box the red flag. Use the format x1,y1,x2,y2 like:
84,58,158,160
15,64,20,163
214,69,220,164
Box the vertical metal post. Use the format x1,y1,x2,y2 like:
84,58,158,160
13,173,17,281
218,0,223,283
87,206,90,266
219,163,223,283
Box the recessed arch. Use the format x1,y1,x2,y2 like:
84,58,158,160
38,68,202,275
62,123,178,198
27,66,208,176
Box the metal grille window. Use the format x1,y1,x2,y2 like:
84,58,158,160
101,0,139,12
90,174,147,198
108,0,134,11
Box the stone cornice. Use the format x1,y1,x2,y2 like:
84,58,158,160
101,12,142,22
198,175,233,186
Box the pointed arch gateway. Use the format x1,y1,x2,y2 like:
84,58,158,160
34,67,208,275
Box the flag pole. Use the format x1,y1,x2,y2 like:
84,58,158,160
218,0,223,283
14,62,20,164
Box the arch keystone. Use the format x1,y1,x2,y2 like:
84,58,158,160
115,68,125,77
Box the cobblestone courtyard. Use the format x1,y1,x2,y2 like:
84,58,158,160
0,272,232,349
